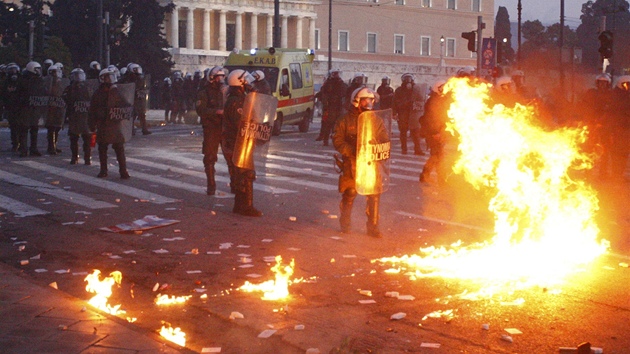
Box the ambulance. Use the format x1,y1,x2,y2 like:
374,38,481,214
224,48,315,135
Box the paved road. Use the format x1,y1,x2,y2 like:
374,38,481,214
0,117,629,353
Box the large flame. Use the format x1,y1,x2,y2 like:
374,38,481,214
155,294,192,305
377,78,609,293
238,256,295,300
84,270,125,315
159,323,186,347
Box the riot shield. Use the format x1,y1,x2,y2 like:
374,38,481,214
85,79,100,97
135,74,150,111
232,92,278,170
23,77,51,126
355,109,392,195
107,83,135,142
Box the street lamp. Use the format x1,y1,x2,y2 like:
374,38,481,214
439,36,445,70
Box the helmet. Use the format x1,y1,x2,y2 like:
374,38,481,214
99,68,118,84
6,63,20,75
496,76,513,92
381,76,391,85
43,59,54,67
616,75,630,90
329,68,341,78
596,73,611,83
431,79,447,94
457,66,475,77
126,62,136,71
208,66,226,81
511,70,524,78
185,72,192,79
173,71,182,80
194,69,202,78
352,72,368,85
25,61,42,76
227,69,252,87
90,61,101,71
54,62,64,71
130,64,142,75
252,70,265,81
401,73,415,84
119,67,128,76
351,87,376,109
70,68,86,82
164,77,172,85
48,64,62,79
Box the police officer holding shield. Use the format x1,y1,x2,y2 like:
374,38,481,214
64,68,94,165
88,67,131,179
333,87,391,238
17,61,47,157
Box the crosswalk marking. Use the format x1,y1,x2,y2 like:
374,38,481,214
394,211,491,232
0,170,116,209
126,157,297,194
14,161,179,204
0,194,49,217
267,153,423,174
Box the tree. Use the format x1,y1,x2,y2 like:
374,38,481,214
494,6,515,65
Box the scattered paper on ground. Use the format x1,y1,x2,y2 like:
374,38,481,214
359,300,376,304
257,329,277,338
505,328,522,335
420,343,441,348
100,215,180,233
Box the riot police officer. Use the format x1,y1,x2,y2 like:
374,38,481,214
333,87,388,238
161,77,173,123
393,73,424,155
45,64,68,155
376,76,394,110
317,68,348,146
251,70,271,95
608,76,630,181
223,69,262,216
420,80,450,184
17,61,47,157
87,61,101,80
128,64,151,135
1,63,21,152
197,66,228,195
88,67,130,179
64,68,93,165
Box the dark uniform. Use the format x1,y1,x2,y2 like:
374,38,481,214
578,77,613,179
1,66,21,152
376,79,394,110
129,70,151,135
393,77,425,155
608,80,630,181
171,75,186,123
88,76,130,179
197,75,228,195
45,70,68,155
161,78,173,122
17,66,47,157
420,88,451,184
318,71,348,145
63,74,93,165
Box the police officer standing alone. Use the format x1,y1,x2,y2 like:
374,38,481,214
333,87,389,238
223,69,262,216
393,73,424,155
197,66,228,195
88,67,130,179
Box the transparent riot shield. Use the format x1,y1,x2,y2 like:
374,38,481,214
135,74,150,111
355,109,392,195
233,92,278,170
24,77,51,126
85,79,100,97
107,83,136,142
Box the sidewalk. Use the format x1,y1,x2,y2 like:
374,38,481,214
0,262,191,354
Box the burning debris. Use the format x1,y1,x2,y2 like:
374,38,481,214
154,294,192,305
238,256,295,300
84,270,125,315
375,77,610,297
159,322,186,347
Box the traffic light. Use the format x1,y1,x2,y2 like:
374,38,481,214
461,31,476,52
598,30,613,59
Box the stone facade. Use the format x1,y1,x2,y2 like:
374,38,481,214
160,0,494,88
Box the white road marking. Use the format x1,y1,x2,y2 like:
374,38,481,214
14,161,178,204
394,210,491,232
0,194,49,217
0,170,116,209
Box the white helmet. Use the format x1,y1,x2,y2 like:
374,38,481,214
252,70,265,81
595,73,611,83
381,76,391,85
431,79,447,94
107,65,120,79
615,75,630,90
208,66,226,81
70,68,86,82
227,69,252,87
90,61,101,71
25,61,42,76
54,62,63,71
48,64,62,78
173,71,182,80
99,67,118,84
119,67,128,76
130,63,142,75
457,66,475,77
496,76,513,92
163,77,172,85
351,87,376,109
401,73,415,83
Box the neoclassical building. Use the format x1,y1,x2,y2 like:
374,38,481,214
160,0,495,86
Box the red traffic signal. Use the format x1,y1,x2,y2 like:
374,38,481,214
461,31,476,52
598,30,613,59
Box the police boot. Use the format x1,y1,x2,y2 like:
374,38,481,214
116,148,130,179
339,189,356,233
205,166,216,195
83,139,92,165
54,130,62,153
411,129,424,155
400,134,408,154
366,195,382,238
237,180,262,217
47,130,56,155
70,141,79,164
29,128,41,156
97,148,108,178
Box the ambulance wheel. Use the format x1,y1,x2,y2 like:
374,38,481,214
272,113,283,136
298,109,311,133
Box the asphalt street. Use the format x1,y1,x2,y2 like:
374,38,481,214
0,114,629,353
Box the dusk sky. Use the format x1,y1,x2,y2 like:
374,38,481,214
495,0,584,28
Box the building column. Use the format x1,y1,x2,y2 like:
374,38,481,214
266,14,273,48
281,16,288,48
186,7,194,49
203,9,211,50
250,13,258,49
219,10,227,51
235,12,243,50
296,16,303,48
309,17,316,49
170,8,179,48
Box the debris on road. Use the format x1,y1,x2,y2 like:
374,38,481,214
390,312,406,320
100,215,180,233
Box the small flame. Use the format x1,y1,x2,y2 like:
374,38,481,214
238,256,295,300
84,270,125,315
376,78,610,298
159,323,186,347
155,294,192,305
